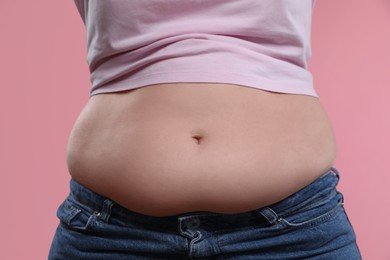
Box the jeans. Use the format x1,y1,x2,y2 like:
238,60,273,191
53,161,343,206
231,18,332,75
48,167,361,259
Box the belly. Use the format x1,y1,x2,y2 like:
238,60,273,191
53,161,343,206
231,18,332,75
66,83,337,216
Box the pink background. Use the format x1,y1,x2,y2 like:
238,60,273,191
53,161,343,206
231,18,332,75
1,1,389,259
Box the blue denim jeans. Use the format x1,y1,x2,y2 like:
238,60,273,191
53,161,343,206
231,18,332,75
48,167,361,259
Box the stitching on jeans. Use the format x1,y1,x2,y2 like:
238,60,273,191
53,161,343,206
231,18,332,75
216,221,285,247
279,201,343,229
278,189,338,219
62,200,81,225
275,176,339,218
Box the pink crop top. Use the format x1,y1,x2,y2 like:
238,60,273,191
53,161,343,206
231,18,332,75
73,0,319,98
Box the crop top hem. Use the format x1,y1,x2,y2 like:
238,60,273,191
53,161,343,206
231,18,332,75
90,71,318,98
75,1,318,99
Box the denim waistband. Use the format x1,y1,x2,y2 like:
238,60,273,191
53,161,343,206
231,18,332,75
67,167,340,232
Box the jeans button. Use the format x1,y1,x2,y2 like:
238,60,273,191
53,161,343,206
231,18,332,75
189,218,200,228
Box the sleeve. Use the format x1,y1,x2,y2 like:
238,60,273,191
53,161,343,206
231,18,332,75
73,0,86,25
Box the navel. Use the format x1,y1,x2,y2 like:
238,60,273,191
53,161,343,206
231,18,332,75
191,135,204,144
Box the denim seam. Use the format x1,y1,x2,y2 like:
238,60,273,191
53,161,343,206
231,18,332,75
188,231,202,257
62,200,82,225
58,198,103,232
278,189,338,219
270,172,338,216
216,221,286,247
66,197,96,216
214,220,285,242
279,200,343,229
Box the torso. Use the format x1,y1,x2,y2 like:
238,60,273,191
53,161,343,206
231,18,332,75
66,82,337,216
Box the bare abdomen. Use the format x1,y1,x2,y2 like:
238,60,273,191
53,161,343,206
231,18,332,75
66,83,337,216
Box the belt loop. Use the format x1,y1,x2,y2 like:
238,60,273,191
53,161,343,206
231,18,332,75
331,167,340,180
256,207,281,226
99,199,114,223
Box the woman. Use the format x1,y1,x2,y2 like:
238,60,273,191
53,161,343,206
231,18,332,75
49,0,361,259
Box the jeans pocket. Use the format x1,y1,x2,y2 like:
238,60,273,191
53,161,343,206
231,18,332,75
56,198,99,232
278,191,344,229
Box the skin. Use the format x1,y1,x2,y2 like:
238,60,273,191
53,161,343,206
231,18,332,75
67,82,337,216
